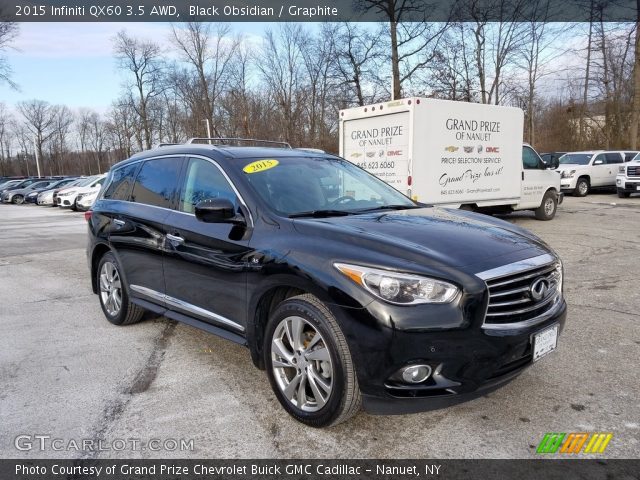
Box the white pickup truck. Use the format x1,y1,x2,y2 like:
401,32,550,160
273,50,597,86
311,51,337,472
557,150,638,197
616,155,640,197
339,97,563,220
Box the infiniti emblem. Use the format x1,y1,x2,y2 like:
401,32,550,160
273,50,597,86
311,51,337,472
530,277,549,301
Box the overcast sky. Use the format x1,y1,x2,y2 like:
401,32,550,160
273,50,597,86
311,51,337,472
0,22,266,112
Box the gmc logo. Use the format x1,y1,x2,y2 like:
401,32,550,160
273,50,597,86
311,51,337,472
486,147,500,153
387,150,402,156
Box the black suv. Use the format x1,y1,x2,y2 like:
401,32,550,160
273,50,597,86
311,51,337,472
87,139,567,427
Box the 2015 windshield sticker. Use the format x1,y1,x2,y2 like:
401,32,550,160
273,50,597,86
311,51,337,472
243,159,279,174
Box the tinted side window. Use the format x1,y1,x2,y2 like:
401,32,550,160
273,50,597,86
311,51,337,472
624,152,636,162
593,153,606,164
179,157,237,214
522,147,541,169
131,158,182,209
605,153,622,164
103,163,139,201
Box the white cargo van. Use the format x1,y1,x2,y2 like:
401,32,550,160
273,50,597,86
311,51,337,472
339,98,563,220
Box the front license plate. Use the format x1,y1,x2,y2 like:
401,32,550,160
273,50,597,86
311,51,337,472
533,324,558,362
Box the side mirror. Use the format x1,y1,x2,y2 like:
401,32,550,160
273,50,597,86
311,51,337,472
195,198,245,225
550,158,560,169
593,159,604,165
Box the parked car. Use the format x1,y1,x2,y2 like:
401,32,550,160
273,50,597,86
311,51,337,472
2,180,58,204
0,179,29,195
38,178,85,206
75,188,100,211
57,175,105,209
556,151,636,196
616,154,640,197
540,152,566,169
87,140,566,427
25,178,79,204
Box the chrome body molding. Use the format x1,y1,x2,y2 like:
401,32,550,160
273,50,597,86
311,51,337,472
130,284,245,332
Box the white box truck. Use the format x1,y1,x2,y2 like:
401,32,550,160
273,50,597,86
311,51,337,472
339,97,563,220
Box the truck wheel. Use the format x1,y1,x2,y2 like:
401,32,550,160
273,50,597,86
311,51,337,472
534,191,558,221
617,189,630,198
264,294,361,427
574,178,589,197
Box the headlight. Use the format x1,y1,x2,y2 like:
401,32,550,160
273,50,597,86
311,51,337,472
334,263,459,305
560,170,576,179
619,166,626,174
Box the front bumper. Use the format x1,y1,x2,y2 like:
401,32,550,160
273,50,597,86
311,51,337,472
336,297,567,415
560,177,577,190
616,178,640,193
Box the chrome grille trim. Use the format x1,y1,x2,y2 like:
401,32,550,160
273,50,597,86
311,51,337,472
476,253,556,281
476,254,562,330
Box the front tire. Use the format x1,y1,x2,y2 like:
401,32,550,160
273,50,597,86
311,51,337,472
264,294,361,427
617,189,630,198
534,190,558,220
12,195,24,205
97,252,144,326
574,178,590,197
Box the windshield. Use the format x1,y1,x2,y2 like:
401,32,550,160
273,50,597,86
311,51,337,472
559,153,592,165
77,176,100,187
241,156,416,216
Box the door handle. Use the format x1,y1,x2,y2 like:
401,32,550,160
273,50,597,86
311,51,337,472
166,233,185,245
113,218,125,227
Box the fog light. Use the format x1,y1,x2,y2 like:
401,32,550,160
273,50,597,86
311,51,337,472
401,365,432,384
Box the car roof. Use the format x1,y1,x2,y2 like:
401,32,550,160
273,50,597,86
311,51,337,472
114,144,337,170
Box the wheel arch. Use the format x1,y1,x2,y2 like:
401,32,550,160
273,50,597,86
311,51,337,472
90,242,113,294
246,275,355,370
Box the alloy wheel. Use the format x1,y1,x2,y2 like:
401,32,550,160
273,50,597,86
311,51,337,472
271,316,334,412
99,261,122,316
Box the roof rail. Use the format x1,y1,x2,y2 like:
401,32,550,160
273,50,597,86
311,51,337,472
296,147,325,154
186,137,292,149
157,143,180,147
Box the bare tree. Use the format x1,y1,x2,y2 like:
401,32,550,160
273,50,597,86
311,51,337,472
630,0,640,148
333,23,385,106
0,102,12,175
358,0,450,99
17,100,57,174
0,21,18,88
113,31,163,149
170,22,239,137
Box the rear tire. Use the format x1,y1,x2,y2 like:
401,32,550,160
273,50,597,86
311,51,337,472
12,195,24,205
97,252,144,326
574,178,590,197
264,294,361,427
534,190,558,221
617,189,630,198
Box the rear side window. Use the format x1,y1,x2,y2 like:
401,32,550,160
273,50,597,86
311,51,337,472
131,157,182,209
605,153,622,164
103,163,139,201
624,152,637,162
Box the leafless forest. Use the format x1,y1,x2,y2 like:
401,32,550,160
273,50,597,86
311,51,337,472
0,2,639,176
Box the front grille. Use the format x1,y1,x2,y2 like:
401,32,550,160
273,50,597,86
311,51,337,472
484,262,561,325
628,165,640,177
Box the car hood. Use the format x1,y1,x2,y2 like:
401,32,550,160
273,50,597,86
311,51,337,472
556,164,585,171
292,207,552,271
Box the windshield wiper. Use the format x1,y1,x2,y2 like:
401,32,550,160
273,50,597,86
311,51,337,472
289,209,354,218
356,204,422,213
